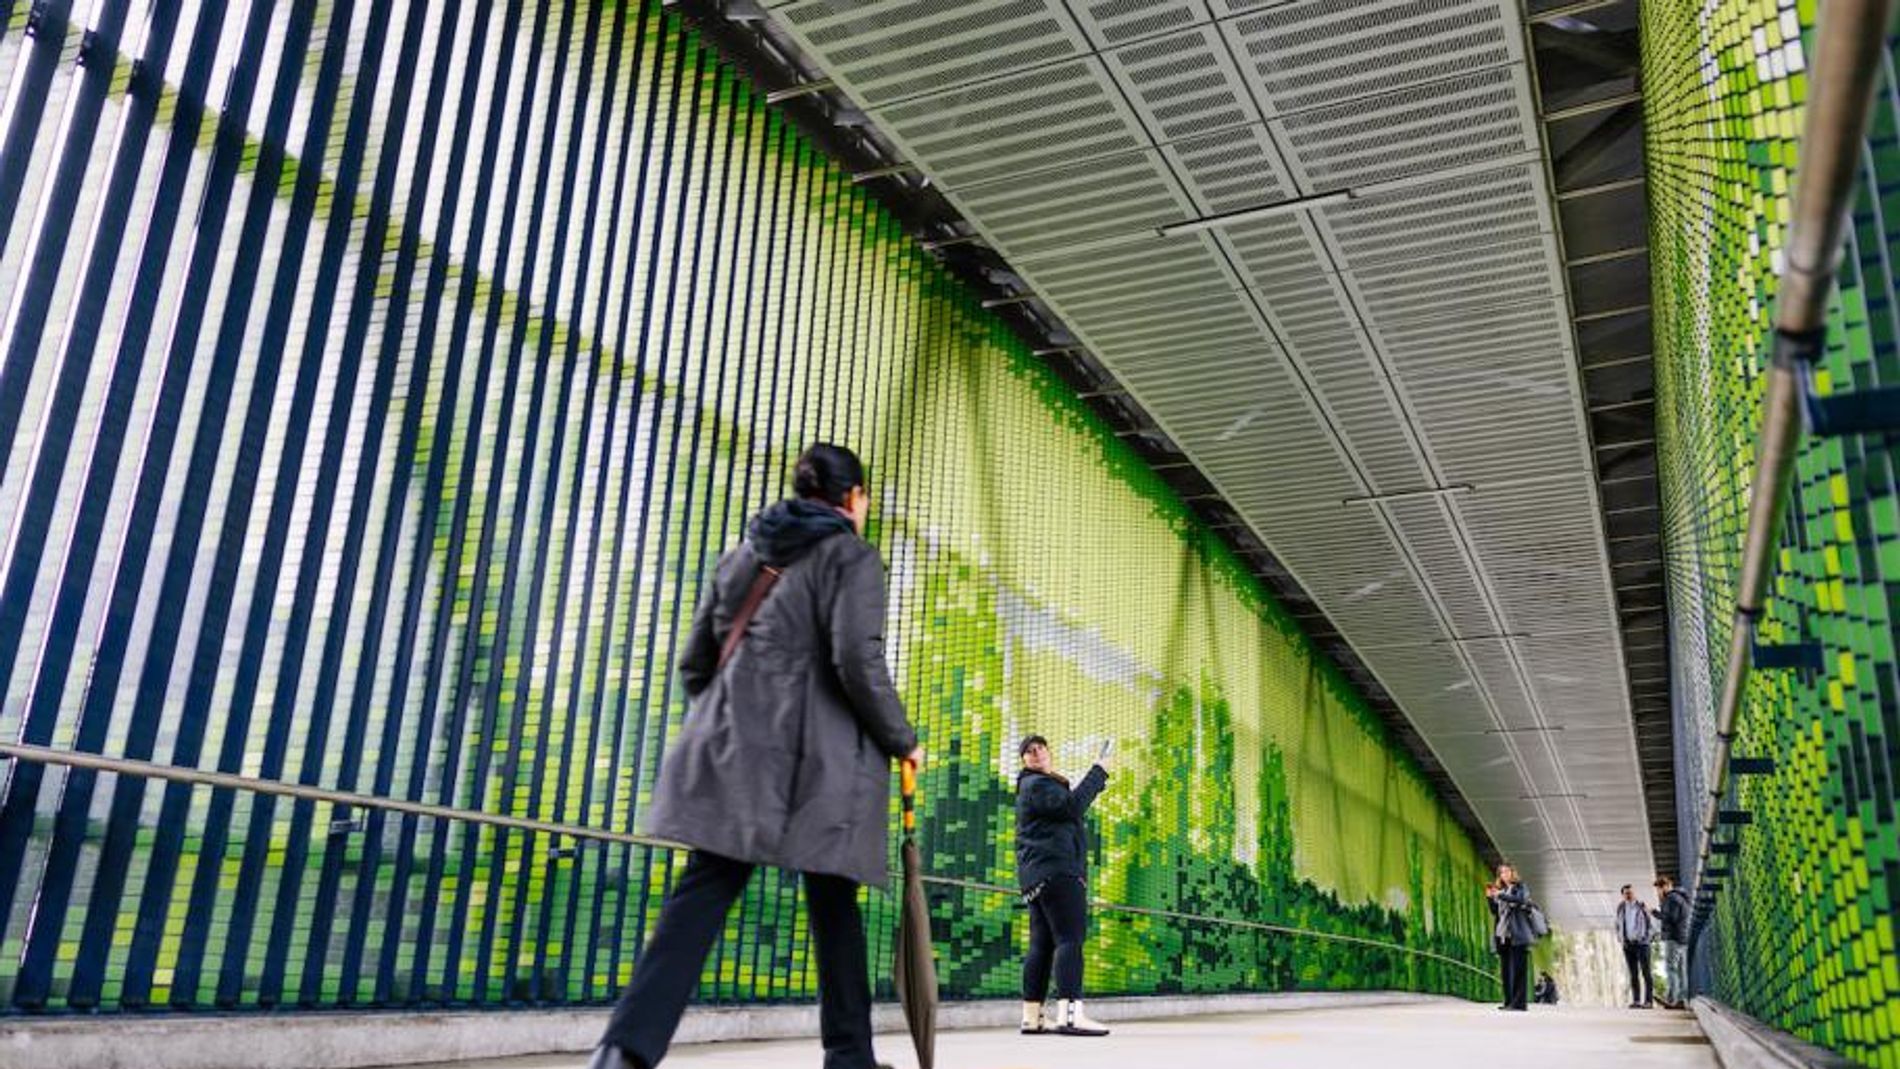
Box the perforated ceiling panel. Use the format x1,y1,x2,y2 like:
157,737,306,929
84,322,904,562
1221,0,1520,112
769,0,1649,924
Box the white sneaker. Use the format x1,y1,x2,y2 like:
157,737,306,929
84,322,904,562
1021,1000,1048,1034
1055,999,1110,1036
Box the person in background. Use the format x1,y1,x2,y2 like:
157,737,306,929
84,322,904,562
1486,872,1508,1007
1532,971,1560,1005
1486,863,1536,1011
588,444,924,1069
1652,874,1692,1009
1615,884,1654,1008
1016,735,1112,1037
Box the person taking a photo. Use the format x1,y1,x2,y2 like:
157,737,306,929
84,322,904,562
1016,735,1111,1037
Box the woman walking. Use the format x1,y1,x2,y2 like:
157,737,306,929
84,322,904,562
589,444,923,1069
1015,735,1112,1037
1486,863,1536,1011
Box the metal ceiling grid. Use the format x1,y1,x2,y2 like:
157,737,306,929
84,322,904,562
1456,475,1622,634
1100,26,1265,137
946,153,1191,258
1220,0,1520,113
1257,506,1448,637
1271,66,1537,189
1164,126,1299,213
871,60,1147,187
1382,497,1504,639
1213,217,1431,493
1249,505,1607,886
1072,0,1211,45
1016,235,1240,325
766,0,1652,924
1315,163,1552,266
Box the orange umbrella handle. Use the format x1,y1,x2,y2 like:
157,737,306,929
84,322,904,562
900,758,917,834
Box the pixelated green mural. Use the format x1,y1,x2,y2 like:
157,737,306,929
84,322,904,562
1645,2,1900,1064
0,0,1494,1012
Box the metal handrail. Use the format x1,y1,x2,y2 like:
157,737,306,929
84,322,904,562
1687,0,1896,928
0,741,1493,982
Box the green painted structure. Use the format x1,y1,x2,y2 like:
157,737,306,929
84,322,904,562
0,0,1493,1013
1646,2,1900,1064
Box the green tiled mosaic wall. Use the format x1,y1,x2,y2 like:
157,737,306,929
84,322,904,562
0,0,1493,1012
1645,2,1900,1063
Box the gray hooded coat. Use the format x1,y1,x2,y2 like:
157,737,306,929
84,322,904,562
644,500,919,887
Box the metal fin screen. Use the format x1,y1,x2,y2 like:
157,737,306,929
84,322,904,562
0,0,1493,1012
1646,2,1900,1063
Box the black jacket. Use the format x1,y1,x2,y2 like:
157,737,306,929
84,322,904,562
1492,881,1538,946
1015,765,1107,891
646,500,919,887
1657,887,1691,942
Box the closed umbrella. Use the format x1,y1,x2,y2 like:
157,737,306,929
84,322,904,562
893,759,937,1069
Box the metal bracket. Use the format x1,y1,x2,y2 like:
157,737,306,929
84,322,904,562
849,161,918,184
1803,383,1900,436
1729,756,1777,775
1785,326,1900,435
1752,640,1824,671
1711,840,1740,855
1716,809,1754,826
1772,326,1827,368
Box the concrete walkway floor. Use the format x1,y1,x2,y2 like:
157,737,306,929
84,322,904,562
416,1001,1715,1069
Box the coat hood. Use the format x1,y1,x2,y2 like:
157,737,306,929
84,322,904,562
1016,766,1071,789
747,498,854,567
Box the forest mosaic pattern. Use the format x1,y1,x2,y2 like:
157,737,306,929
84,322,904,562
0,0,1492,1011
1645,3,1900,1064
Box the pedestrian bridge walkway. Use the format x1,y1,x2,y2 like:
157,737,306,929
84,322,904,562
420,1001,1715,1069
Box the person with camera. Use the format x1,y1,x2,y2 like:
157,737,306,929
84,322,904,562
1485,863,1537,1011
1651,874,1693,1009
1016,735,1112,1038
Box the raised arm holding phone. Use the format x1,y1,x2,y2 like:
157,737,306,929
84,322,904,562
1015,735,1113,1038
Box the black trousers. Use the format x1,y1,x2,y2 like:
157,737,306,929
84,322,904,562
1499,942,1530,1010
601,852,876,1069
1622,941,1653,1004
1023,875,1089,1001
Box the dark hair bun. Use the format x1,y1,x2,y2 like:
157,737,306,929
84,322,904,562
794,443,866,506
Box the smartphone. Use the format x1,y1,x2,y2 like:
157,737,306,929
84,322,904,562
1099,738,1114,761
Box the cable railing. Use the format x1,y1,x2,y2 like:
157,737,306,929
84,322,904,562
0,740,1494,987
1686,0,1898,939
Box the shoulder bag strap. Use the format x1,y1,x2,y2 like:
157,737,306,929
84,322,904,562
717,564,783,671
